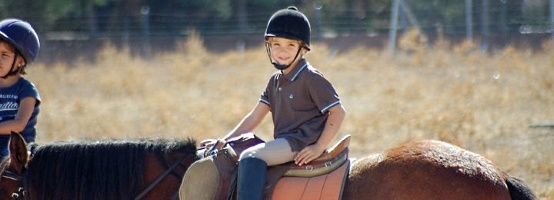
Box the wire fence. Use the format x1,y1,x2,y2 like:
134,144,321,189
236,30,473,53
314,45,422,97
31,1,554,63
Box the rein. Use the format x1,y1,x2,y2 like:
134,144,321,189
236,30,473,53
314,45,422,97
134,153,195,200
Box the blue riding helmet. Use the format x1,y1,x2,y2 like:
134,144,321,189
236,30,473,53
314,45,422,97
0,19,40,63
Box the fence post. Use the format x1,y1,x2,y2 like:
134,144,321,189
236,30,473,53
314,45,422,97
480,0,490,51
388,0,401,55
550,0,554,47
466,0,473,41
141,6,151,58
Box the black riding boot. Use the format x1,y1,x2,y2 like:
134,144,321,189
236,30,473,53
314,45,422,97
237,157,267,200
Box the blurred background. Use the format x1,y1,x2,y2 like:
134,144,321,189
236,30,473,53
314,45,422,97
1,0,553,199
2,0,554,62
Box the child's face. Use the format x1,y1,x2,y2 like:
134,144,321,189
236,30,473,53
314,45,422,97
267,37,305,66
0,41,23,73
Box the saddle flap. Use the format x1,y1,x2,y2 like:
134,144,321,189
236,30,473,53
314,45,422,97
179,157,220,200
271,159,350,200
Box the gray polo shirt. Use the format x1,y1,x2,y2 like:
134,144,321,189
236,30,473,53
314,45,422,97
260,59,341,151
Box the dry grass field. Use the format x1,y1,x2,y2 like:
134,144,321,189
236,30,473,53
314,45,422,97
27,31,552,199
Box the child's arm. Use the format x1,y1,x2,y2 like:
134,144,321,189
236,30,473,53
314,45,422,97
223,102,270,140
294,104,346,166
0,97,36,135
200,102,270,146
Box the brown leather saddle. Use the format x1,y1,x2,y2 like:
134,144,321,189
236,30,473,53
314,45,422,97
182,133,350,200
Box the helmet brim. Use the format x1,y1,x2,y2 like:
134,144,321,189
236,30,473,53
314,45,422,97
265,34,311,51
0,32,29,62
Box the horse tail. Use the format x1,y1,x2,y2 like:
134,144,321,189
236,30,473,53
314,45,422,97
505,175,537,200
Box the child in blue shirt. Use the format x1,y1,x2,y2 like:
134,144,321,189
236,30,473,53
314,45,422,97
0,19,41,158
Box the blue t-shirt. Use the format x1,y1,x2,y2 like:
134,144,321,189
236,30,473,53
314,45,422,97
0,78,41,156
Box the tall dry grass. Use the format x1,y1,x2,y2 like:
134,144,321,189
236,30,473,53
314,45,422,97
27,31,553,199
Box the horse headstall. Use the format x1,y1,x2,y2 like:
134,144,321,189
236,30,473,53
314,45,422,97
1,169,26,200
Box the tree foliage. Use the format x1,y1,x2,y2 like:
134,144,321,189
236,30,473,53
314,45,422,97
0,0,547,40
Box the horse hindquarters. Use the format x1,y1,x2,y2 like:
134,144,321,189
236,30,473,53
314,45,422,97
342,150,513,200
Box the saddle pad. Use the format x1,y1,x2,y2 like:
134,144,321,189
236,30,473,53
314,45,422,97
271,160,350,200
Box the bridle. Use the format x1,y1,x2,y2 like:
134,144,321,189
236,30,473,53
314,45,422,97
1,168,26,200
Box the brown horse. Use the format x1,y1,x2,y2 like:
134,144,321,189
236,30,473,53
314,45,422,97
181,139,536,200
0,132,198,200
341,139,536,200
1,132,536,200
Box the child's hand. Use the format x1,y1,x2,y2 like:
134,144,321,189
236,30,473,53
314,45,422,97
294,144,325,166
200,139,217,148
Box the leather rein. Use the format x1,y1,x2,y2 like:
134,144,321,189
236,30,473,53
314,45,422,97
134,153,195,200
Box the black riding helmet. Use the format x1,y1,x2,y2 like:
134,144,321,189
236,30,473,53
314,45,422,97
265,6,311,70
265,6,311,50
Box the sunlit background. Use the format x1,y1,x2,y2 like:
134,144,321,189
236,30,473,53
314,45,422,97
3,0,554,62
2,0,553,199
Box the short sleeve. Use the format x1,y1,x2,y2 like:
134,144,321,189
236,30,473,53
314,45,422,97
20,80,41,106
308,73,340,113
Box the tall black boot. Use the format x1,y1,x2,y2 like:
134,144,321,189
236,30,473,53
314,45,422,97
237,157,267,200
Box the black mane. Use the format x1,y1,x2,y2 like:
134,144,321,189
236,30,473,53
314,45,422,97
24,138,197,200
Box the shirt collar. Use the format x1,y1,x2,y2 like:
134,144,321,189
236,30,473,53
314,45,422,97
281,59,308,82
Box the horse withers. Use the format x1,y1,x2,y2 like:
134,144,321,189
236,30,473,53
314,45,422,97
0,132,199,200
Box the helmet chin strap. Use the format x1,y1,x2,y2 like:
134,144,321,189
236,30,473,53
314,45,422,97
1,52,21,79
266,43,302,71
